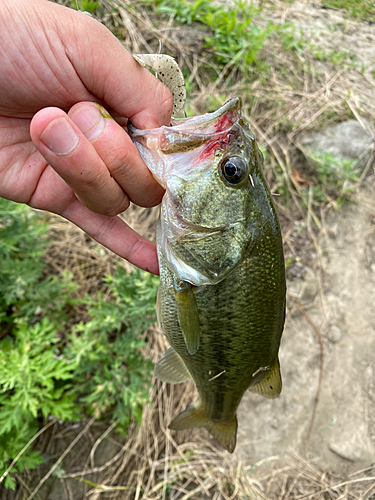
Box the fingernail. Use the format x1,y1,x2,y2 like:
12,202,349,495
40,117,79,155
71,104,106,141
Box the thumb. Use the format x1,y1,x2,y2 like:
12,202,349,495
52,3,173,128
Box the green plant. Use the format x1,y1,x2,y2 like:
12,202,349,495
66,267,157,429
201,3,277,70
0,319,80,489
310,45,357,68
321,0,375,23
0,199,76,326
0,200,77,487
0,200,158,489
142,0,283,74
278,23,305,53
0,319,79,432
308,151,361,205
0,422,43,490
70,0,99,14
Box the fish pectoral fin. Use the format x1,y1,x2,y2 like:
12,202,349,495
248,358,282,399
154,347,192,384
169,403,237,453
174,281,200,355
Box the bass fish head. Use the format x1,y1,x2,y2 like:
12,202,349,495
130,98,268,286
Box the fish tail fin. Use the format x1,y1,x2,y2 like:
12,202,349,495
169,403,237,453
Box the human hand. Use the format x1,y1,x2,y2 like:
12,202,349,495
0,0,173,274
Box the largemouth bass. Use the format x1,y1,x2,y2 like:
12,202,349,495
130,98,286,453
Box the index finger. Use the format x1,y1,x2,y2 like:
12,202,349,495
62,198,159,275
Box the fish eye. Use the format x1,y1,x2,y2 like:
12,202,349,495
220,157,248,186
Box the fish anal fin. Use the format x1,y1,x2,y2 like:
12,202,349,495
174,281,200,355
169,403,237,453
249,358,282,399
154,347,192,384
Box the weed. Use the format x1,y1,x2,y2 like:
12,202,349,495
278,23,305,53
310,45,357,67
70,0,99,14
66,267,157,429
307,151,361,205
0,199,76,326
141,0,296,77
0,200,158,489
322,0,375,23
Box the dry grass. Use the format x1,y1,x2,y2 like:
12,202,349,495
6,0,375,499
51,329,264,500
13,317,375,500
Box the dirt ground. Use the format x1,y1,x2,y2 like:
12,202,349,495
237,188,375,474
232,0,375,487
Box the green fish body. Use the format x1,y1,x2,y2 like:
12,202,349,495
130,98,286,453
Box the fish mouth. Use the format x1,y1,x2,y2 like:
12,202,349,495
129,97,242,154
169,97,241,129
129,98,245,187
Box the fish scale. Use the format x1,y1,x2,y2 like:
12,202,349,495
130,97,286,452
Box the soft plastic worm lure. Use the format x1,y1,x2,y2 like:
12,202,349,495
133,54,186,115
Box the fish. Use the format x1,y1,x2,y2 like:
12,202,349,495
129,97,286,453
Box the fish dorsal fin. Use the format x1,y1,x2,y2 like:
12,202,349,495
174,281,200,355
248,358,282,399
154,347,192,384
169,403,238,453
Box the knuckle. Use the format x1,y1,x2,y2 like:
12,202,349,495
103,197,129,217
94,194,129,218
127,235,147,259
92,213,118,241
106,147,132,179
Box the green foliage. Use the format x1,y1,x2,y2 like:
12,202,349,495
321,0,375,23
308,151,361,205
0,200,158,489
310,45,357,67
0,200,77,486
278,23,306,53
66,267,157,429
0,199,76,325
0,319,78,430
70,0,99,14
143,0,292,74
200,2,276,70
0,422,43,490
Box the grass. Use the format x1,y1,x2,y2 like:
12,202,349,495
310,46,357,67
307,152,361,206
322,0,375,23
137,0,305,87
71,0,99,13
